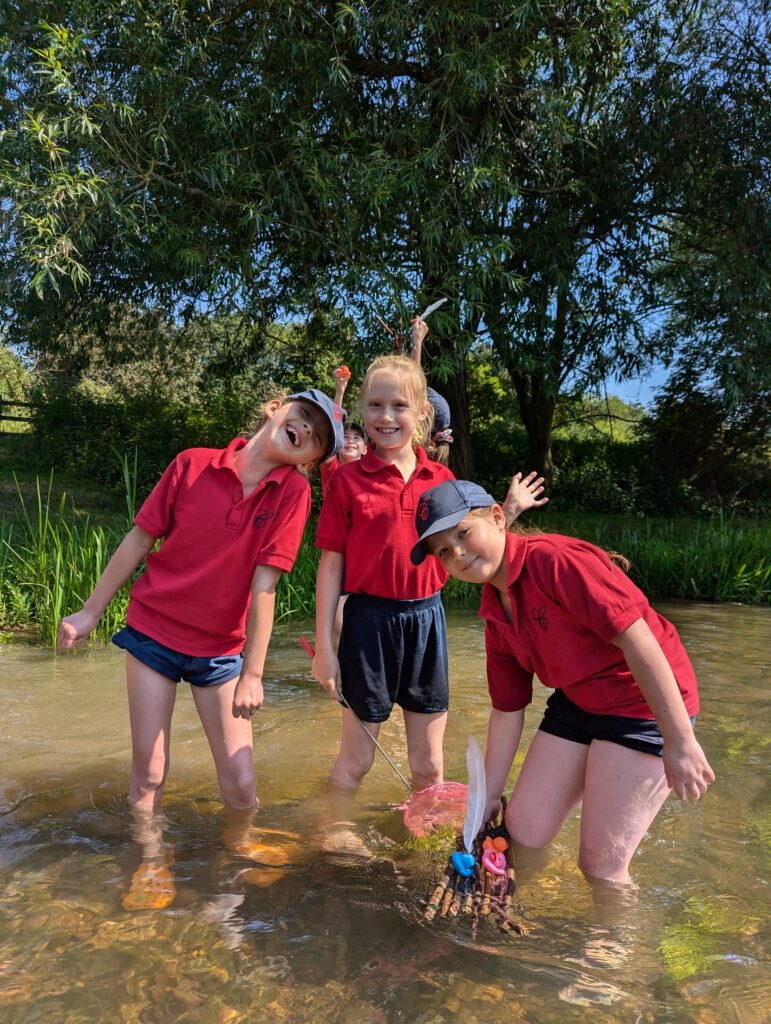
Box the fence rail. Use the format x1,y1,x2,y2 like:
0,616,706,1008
0,399,35,425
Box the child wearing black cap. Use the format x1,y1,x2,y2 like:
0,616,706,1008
411,480,715,887
57,389,344,908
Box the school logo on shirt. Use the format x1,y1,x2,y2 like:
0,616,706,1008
532,604,549,630
253,510,275,528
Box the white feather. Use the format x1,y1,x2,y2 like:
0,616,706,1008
463,735,486,853
419,297,448,320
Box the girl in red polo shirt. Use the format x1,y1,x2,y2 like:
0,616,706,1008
57,390,343,908
312,353,547,820
410,480,715,886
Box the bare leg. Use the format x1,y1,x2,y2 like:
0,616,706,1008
191,677,256,810
579,740,670,885
322,708,380,856
504,730,588,884
402,710,446,789
329,707,379,790
123,655,177,909
505,730,588,845
192,677,274,863
125,654,177,811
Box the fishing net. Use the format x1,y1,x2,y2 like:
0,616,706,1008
401,782,468,837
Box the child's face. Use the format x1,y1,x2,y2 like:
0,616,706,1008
339,430,366,463
427,508,507,585
363,373,427,454
268,399,329,466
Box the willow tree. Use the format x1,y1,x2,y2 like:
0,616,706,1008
2,1,768,478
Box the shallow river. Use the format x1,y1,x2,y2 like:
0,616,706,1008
1,603,769,1023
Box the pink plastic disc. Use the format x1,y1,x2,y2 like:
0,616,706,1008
402,782,468,837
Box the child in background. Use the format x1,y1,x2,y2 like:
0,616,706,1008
318,365,368,647
410,315,453,465
320,365,367,494
58,390,343,908
410,480,715,887
312,352,547,815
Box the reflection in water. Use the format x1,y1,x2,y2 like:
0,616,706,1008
1,604,769,1022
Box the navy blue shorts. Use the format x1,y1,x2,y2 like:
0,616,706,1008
539,689,697,758
112,626,243,687
337,593,449,723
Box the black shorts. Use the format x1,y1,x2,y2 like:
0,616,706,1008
337,592,449,723
539,689,697,758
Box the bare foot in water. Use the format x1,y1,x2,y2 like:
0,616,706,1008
321,821,374,859
122,851,176,911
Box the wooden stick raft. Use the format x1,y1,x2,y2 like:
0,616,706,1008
423,817,528,936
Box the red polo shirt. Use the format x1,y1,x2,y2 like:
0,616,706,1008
481,532,699,719
127,437,311,656
315,446,454,599
319,455,340,495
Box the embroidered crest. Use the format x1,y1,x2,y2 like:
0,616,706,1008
532,605,549,630
253,510,274,528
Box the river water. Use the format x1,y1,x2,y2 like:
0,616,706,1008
1,603,769,1023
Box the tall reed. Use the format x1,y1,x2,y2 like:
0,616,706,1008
1,476,768,649
1,473,131,645
532,512,771,605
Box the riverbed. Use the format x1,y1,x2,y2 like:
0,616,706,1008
1,603,769,1022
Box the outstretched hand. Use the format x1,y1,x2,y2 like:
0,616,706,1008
502,471,549,524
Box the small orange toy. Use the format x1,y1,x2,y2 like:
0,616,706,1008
334,365,351,380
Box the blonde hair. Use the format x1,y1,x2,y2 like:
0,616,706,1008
468,507,631,572
360,355,435,449
427,436,451,466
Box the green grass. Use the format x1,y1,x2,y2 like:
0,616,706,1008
0,432,127,527
1,465,768,647
526,511,771,604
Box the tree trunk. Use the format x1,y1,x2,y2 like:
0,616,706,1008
510,371,556,483
431,364,475,479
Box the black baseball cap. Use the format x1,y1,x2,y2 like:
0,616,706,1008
410,480,495,565
289,389,346,460
427,388,451,431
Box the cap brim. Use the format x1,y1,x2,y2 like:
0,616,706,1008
410,508,469,565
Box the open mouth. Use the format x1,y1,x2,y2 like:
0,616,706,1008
285,425,301,448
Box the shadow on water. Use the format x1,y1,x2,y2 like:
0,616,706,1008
1,605,769,1022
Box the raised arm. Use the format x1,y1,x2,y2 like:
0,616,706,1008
231,564,282,719
612,618,715,800
332,365,351,407
501,471,549,525
410,316,429,366
57,525,156,649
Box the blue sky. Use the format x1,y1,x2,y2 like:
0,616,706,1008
609,361,671,408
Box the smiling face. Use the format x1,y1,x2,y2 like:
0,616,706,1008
267,399,330,467
339,428,366,463
362,371,428,456
427,506,508,587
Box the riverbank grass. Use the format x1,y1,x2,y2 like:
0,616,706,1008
1,472,768,646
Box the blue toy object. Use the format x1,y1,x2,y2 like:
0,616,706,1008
451,851,476,877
